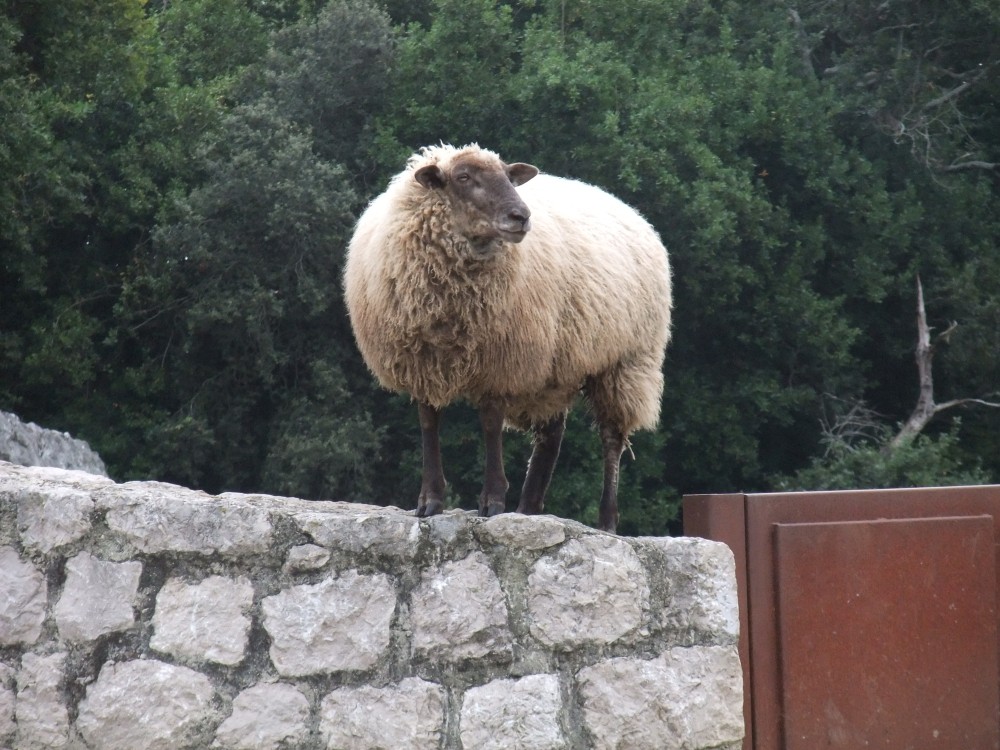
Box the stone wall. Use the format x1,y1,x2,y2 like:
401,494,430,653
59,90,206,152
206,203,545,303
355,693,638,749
0,460,743,750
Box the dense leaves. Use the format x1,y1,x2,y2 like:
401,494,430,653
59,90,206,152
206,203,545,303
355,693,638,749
2,0,998,534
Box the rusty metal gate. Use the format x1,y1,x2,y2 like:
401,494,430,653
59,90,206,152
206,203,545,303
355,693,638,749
684,486,1000,750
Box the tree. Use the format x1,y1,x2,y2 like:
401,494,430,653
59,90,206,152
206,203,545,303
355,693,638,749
113,0,396,497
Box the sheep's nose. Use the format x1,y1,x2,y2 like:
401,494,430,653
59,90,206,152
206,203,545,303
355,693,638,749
507,206,530,229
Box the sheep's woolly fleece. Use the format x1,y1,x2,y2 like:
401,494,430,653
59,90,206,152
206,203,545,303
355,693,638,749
343,144,671,433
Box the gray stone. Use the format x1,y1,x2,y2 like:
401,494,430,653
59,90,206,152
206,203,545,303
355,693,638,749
262,570,396,676
97,481,273,556
283,543,330,573
214,683,310,750
15,652,69,749
460,673,566,750
0,411,107,476
0,547,47,646
295,508,421,560
16,486,93,553
527,536,649,649
476,514,567,550
410,552,512,662
151,575,254,666
0,661,14,745
577,646,744,750
319,678,445,750
54,552,141,643
635,536,740,641
76,659,216,750
423,510,476,549
0,683,13,745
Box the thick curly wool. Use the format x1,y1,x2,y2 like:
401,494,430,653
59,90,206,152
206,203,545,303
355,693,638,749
343,144,671,434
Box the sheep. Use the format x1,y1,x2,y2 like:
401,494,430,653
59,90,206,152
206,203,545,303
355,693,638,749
343,144,671,532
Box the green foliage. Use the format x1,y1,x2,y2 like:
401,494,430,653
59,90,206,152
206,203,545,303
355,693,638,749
2,0,998,534
775,425,991,492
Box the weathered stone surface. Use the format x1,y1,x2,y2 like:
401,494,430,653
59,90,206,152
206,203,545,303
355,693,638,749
262,570,396,676
0,548,47,646
283,543,330,573
319,677,445,750
97,482,273,556
16,486,93,553
295,508,421,560
0,662,14,744
0,411,107,476
151,575,254,666
636,536,740,641
460,673,566,750
54,551,141,643
214,683,310,750
410,552,512,661
577,646,744,750
76,659,216,750
476,514,567,550
0,681,13,745
15,652,69,749
527,536,649,649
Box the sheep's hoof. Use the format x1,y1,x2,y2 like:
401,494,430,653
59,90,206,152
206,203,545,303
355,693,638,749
478,492,506,518
416,497,445,517
515,500,544,515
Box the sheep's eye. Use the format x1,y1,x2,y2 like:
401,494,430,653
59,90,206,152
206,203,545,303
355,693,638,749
455,173,471,183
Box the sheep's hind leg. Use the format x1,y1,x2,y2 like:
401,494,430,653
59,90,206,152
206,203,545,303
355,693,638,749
478,400,509,517
517,413,566,515
597,424,626,533
416,403,446,517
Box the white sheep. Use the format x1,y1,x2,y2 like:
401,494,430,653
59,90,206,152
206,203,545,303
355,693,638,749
344,144,671,532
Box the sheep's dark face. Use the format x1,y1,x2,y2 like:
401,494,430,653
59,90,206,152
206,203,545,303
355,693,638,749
414,155,539,253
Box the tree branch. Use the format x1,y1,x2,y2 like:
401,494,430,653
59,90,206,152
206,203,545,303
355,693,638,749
941,160,998,172
887,276,1000,451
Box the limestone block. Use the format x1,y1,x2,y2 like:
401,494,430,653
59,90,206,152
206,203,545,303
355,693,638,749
635,536,740,640
0,683,13,745
476,514,567,550
319,677,445,750
15,652,69,750
16,486,93,553
0,547,47,646
295,508,420,560
214,683,310,750
410,552,512,661
460,673,566,750
262,570,396,676
151,575,254,666
98,482,272,556
76,659,216,750
577,645,744,750
53,551,141,643
527,536,649,649
283,543,330,573
0,662,14,744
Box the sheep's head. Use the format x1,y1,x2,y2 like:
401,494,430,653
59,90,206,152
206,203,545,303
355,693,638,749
414,152,538,253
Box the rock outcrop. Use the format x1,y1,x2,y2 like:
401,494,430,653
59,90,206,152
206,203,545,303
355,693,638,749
0,412,107,477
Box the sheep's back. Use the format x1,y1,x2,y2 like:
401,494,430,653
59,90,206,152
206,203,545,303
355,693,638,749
513,175,672,380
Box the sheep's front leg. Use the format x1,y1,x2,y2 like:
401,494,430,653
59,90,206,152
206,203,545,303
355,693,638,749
597,424,626,533
416,402,446,517
478,400,509,517
517,413,566,515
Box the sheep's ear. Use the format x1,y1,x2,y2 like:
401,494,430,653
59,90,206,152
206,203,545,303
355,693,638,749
507,163,539,186
414,165,446,189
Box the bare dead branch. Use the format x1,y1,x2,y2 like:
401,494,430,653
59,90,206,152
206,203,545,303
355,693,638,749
888,276,1000,451
941,160,999,172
